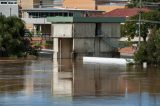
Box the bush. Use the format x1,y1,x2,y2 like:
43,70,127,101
134,43,147,63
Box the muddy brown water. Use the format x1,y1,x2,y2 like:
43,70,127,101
0,58,160,106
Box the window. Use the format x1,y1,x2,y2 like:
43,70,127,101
1,2,7,4
95,23,102,36
69,13,73,16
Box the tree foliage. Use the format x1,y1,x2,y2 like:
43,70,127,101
121,11,160,42
128,0,160,8
134,29,160,64
0,15,33,57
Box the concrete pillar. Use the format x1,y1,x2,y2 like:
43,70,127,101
95,38,100,56
33,25,36,36
53,38,59,59
40,25,42,32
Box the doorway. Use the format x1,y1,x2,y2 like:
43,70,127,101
59,38,73,59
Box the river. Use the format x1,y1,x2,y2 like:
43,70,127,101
0,58,160,106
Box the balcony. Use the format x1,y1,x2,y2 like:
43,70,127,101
22,18,51,24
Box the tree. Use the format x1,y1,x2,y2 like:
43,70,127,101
121,11,160,42
134,29,160,64
128,0,160,8
0,15,32,57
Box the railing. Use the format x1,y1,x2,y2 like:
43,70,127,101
22,18,51,24
100,32,120,49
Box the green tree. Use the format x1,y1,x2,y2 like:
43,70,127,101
134,29,160,64
134,42,147,63
122,11,160,42
128,0,160,8
0,15,32,57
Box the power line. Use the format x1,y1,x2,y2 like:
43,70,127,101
127,19,160,24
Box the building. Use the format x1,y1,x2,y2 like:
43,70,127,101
63,0,130,12
20,0,63,9
99,8,150,17
22,8,103,36
99,8,150,58
21,7,103,49
0,0,19,17
144,2,160,10
47,16,125,59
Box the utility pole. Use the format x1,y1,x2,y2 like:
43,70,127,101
138,0,142,49
10,7,12,16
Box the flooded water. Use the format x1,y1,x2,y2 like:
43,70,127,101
0,58,160,106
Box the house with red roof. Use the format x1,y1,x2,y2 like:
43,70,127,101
93,8,150,18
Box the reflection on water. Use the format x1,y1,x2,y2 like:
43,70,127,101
0,58,160,106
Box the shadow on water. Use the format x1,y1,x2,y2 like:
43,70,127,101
0,58,160,106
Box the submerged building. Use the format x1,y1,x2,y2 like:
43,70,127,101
47,16,125,59
22,8,103,36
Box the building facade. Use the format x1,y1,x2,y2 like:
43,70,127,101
22,8,103,36
20,0,63,9
48,17,125,59
63,0,130,12
0,0,19,17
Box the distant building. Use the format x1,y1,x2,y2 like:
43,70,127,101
63,0,130,12
144,2,160,10
19,0,63,9
0,0,19,17
47,16,125,59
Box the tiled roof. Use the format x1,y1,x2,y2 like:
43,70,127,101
118,47,136,54
93,8,150,17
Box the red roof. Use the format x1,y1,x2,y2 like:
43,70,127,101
118,47,136,54
93,8,150,17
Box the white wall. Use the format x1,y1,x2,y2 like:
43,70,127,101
0,4,18,17
53,24,73,38
22,18,51,24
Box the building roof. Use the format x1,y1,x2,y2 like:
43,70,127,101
118,47,136,54
22,7,104,13
47,16,125,23
93,8,150,17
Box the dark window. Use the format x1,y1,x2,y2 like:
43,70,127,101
1,2,7,4
69,13,73,16
64,12,68,16
95,23,102,36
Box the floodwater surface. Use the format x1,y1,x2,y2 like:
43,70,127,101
0,58,160,106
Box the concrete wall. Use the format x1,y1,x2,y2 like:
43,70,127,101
52,22,121,59
20,0,40,9
101,23,120,37
53,24,73,38
97,5,125,12
63,0,96,10
0,4,18,17
74,23,95,38
73,39,94,53
22,18,51,24
20,0,34,9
